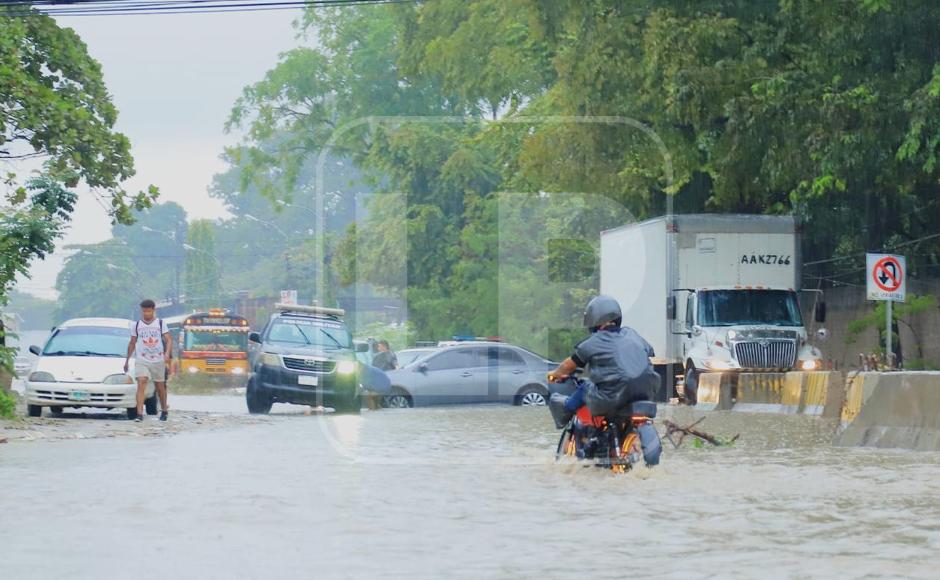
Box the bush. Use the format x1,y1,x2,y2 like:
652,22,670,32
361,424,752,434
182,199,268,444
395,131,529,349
0,388,16,419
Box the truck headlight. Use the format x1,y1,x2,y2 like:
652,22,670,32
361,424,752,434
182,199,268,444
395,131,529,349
28,371,56,383
261,353,280,366
336,360,356,374
103,373,134,385
231,367,245,375
800,359,819,371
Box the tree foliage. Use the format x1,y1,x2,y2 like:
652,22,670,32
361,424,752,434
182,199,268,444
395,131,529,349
226,1,940,358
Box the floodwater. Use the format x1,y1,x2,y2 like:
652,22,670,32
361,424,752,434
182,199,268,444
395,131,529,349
2,401,940,579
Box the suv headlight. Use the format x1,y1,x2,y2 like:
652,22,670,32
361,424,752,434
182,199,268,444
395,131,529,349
29,371,56,383
336,360,356,374
103,373,134,385
261,352,280,366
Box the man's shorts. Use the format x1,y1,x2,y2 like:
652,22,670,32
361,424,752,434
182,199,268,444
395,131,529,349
134,360,167,383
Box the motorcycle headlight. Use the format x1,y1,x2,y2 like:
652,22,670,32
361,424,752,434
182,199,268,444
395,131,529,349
261,352,280,366
28,371,56,383
800,359,819,371
103,373,134,385
336,360,356,374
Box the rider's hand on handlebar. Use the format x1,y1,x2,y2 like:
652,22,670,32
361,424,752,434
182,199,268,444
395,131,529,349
548,373,569,383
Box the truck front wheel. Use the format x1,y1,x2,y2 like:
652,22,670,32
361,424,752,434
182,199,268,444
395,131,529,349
683,362,699,406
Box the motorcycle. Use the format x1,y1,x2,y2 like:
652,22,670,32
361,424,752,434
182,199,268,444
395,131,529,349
548,375,662,473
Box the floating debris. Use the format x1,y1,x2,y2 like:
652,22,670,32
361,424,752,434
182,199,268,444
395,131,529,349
663,418,739,448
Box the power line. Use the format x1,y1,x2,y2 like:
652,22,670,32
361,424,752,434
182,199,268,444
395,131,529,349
0,0,420,17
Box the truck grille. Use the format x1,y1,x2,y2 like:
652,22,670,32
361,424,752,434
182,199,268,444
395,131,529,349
282,357,335,374
733,340,796,369
206,358,227,366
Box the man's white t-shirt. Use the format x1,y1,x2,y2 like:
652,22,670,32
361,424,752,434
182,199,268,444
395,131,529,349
132,318,168,363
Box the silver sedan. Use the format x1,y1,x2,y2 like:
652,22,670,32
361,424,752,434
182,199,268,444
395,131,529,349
383,342,556,408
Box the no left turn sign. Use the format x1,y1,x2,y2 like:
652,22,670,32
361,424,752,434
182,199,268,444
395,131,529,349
866,253,906,302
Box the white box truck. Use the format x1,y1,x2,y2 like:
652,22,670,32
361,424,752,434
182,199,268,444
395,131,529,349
600,214,826,403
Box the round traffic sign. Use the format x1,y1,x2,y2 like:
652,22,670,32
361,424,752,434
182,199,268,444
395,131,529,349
872,256,903,292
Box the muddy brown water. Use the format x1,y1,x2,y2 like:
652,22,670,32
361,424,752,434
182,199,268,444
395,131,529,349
2,401,939,578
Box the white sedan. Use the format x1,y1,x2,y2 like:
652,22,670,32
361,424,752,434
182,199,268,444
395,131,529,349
24,317,156,419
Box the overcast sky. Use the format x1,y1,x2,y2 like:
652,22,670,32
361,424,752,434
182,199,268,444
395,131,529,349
16,9,300,298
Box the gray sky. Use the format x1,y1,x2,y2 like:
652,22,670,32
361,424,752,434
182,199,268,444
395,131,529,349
17,9,300,298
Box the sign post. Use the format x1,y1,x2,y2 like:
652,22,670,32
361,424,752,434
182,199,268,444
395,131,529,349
866,253,906,369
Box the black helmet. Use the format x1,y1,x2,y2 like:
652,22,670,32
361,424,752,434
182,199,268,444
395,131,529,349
583,295,622,330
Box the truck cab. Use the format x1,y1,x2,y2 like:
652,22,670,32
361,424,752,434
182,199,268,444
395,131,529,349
680,286,822,373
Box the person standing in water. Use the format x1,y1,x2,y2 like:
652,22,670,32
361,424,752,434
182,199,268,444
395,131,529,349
124,299,172,421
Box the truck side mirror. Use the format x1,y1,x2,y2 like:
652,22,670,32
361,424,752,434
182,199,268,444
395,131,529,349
355,342,369,353
814,301,827,324
248,332,262,344
29,345,41,356
691,325,703,337
666,295,677,320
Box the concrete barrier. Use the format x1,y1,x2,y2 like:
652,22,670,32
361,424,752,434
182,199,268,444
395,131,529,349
836,372,940,451
694,371,842,416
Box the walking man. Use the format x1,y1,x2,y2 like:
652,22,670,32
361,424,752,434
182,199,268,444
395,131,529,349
124,299,171,421
372,339,398,372
366,339,398,410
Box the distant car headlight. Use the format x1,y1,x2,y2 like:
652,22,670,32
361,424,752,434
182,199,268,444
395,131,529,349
28,371,56,383
103,373,134,385
800,359,819,371
231,367,245,375
261,352,280,366
336,360,356,374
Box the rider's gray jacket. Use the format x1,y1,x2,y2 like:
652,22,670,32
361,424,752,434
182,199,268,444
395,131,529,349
571,327,659,415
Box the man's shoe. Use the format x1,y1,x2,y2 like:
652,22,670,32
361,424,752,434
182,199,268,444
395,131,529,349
134,414,143,422
159,411,168,422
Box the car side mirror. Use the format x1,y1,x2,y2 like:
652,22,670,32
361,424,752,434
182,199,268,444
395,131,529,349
355,342,369,353
417,362,428,374
691,325,703,337
29,345,41,356
814,301,827,324
666,295,677,320
248,332,262,344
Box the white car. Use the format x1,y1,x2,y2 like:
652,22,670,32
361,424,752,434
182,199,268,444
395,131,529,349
24,318,157,419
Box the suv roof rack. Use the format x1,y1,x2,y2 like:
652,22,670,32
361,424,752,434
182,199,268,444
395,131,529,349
274,303,346,317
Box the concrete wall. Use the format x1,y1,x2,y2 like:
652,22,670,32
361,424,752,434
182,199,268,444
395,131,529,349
836,371,940,451
807,277,940,370
696,370,940,451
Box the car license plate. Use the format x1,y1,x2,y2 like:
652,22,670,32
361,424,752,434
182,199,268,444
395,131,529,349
298,375,318,387
69,390,90,401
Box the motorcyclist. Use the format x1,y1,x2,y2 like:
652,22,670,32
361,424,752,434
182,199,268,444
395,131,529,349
549,295,659,427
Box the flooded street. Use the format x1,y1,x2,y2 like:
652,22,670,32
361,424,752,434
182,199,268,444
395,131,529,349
3,399,940,579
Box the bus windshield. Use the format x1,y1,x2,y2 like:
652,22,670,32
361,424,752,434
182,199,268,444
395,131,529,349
698,290,803,327
184,330,249,352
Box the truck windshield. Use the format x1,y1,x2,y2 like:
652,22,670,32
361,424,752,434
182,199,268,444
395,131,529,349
699,290,803,327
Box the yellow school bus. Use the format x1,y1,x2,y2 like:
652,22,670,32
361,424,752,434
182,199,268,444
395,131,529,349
173,309,251,380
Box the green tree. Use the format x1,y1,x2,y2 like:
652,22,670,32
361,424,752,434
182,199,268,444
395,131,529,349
184,220,222,310
1,8,157,390
54,241,141,323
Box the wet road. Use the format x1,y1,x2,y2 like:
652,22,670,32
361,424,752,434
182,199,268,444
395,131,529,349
2,397,940,579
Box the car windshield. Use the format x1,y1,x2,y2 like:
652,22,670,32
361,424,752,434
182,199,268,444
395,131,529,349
698,290,804,327
184,330,248,352
42,326,129,357
267,318,351,348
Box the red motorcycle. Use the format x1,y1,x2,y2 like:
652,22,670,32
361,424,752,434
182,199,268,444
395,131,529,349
549,376,662,473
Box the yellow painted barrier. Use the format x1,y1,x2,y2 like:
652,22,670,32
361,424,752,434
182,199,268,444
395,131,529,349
734,373,786,412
